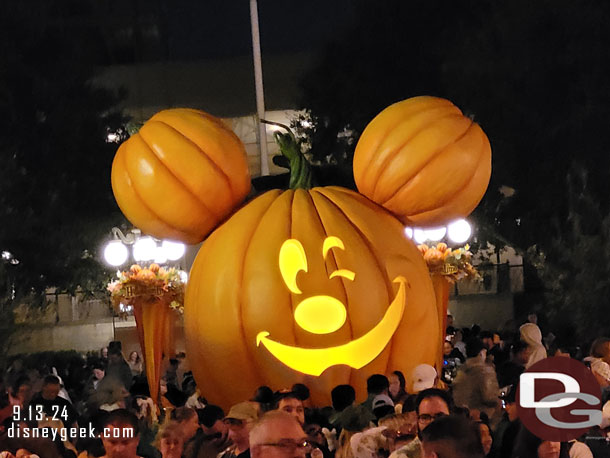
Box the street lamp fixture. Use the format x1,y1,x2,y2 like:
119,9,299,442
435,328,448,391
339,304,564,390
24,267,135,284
405,219,473,245
102,228,186,267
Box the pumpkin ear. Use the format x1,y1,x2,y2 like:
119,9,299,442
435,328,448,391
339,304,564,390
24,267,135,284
353,96,491,227
111,108,251,244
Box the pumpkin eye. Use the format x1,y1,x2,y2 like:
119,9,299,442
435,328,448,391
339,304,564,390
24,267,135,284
329,269,355,281
279,239,308,294
323,236,356,282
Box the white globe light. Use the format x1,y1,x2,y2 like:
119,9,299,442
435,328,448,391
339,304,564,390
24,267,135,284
161,240,186,261
103,240,128,266
404,227,413,239
154,245,168,264
133,236,157,262
423,227,447,242
413,228,427,244
447,219,472,244
178,270,188,283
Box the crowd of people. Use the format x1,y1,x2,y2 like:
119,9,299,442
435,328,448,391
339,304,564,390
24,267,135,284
0,316,609,458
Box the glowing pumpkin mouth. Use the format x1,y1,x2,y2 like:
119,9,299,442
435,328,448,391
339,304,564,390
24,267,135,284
256,276,407,376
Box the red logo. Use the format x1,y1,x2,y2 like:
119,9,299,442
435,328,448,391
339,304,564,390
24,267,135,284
516,357,602,441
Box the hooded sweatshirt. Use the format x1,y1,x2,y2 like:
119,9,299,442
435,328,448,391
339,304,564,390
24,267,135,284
520,323,547,369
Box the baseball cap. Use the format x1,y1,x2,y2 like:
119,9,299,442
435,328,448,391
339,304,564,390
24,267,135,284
412,364,437,393
225,401,259,423
372,394,394,410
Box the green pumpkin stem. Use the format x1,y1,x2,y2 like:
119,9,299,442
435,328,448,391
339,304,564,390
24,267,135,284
262,120,312,189
126,120,144,136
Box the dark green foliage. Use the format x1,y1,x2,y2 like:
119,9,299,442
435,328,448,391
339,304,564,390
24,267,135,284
0,1,127,302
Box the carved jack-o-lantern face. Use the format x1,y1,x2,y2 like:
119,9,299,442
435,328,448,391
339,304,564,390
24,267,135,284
185,187,439,408
256,236,407,376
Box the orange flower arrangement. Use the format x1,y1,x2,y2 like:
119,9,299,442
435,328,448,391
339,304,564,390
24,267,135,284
107,263,185,314
417,243,481,283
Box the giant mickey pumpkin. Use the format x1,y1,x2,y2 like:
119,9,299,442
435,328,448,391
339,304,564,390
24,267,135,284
110,97,491,408
184,185,439,407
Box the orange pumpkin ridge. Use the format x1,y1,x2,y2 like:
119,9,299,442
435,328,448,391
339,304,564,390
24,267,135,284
141,120,235,204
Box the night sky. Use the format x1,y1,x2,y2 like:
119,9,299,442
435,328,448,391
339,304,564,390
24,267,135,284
162,0,357,60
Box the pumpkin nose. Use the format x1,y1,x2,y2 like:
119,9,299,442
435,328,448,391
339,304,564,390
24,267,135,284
294,296,347,334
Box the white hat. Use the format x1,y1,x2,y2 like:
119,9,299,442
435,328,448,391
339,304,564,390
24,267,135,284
372,394,394,410
412,364,437,393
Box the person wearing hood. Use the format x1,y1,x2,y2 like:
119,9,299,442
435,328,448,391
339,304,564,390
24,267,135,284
519,323,547,369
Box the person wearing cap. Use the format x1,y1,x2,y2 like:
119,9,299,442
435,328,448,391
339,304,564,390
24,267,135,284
389,388,452,458
451,338,501,424
219,401,259,458
372,394,395,420
411,365,437,394
361,374,390,414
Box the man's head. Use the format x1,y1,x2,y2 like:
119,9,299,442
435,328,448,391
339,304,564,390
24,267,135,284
108,351,123,364
420,415,485,458
41,375,61,401
447,314,454,327
416,389,452,435
367,374,390,396
331,384,355,412
291,384,311,407
100,409,140,458
511,341,531,366
250,411,309,458
171,406,200,442
480,332,494,350
224,402,259,452
92,362,105,381
155,422,184,458
465,339,487,361
199,405,226,438
275,392,305,425
12,377,32,405
443,341,454,357
591,337,610,364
